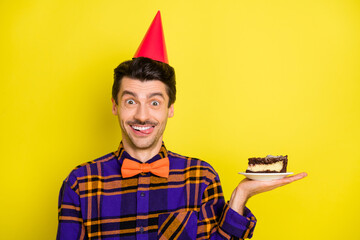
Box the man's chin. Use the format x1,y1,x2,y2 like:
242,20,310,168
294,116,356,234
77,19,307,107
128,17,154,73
127,137,159,150
121,128,162,150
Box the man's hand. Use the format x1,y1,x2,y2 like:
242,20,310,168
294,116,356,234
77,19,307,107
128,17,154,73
229,172,307,215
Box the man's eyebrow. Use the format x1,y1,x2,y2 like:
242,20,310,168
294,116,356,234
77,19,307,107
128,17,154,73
121,90,137,98
148,92,165,99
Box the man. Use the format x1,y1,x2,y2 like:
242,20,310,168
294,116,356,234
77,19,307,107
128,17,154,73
57,12,307,240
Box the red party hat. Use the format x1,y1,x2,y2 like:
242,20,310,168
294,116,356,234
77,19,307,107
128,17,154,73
133,11,169,64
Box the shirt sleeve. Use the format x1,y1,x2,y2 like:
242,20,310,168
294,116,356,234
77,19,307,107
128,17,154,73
197,174,256,239
57,173,87,240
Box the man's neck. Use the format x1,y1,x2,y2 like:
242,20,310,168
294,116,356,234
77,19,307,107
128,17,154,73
122,139,163,163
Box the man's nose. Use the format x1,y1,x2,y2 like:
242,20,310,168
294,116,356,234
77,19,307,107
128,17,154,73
134,104,149,122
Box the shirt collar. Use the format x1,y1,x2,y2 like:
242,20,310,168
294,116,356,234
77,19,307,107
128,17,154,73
113,141,168,164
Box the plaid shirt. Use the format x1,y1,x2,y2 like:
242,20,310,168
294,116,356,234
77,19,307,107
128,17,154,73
57,143,256,240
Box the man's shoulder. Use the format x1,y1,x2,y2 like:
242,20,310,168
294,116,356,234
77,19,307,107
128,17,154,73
67,152,117,178
167,150,218,178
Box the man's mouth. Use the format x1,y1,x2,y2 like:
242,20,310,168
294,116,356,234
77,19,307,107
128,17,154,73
130,125,155,135
132,125,152,131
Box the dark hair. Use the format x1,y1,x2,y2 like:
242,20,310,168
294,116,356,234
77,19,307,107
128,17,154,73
112,57,176,107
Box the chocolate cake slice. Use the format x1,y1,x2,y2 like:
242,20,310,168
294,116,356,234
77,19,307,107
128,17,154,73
246,155,288,173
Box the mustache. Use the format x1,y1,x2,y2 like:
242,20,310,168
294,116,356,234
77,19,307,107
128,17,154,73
126,120,158,126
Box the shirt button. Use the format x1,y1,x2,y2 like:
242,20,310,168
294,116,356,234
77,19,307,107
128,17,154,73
140,226,144,233
140,192,145,197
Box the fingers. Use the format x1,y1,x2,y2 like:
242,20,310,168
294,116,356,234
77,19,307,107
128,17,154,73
286,172,308,182
273,172,308,187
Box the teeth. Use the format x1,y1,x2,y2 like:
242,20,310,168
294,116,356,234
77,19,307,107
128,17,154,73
132,126,151,131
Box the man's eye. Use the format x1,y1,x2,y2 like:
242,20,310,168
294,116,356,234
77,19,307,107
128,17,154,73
151,101,159,106
126,99,135,105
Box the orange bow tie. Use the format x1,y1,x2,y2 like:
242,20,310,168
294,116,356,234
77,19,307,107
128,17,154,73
121,157,169,178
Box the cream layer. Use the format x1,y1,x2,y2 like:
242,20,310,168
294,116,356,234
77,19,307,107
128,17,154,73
247,161,283,172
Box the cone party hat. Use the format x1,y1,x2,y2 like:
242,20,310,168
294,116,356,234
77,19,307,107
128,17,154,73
133,11,169,64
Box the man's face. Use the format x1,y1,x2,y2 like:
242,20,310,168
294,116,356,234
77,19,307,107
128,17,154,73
112,76,174,151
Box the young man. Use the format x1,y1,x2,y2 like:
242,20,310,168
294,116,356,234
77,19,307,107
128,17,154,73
57,12,306,240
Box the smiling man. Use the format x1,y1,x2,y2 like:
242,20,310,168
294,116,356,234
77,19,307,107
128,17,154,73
57,12,306,240
112,73,174,162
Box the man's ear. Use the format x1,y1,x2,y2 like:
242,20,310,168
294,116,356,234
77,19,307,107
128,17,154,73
111,98,118,115
168,104,174,118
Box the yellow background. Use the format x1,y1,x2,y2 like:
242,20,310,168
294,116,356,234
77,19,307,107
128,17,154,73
1,0,359,239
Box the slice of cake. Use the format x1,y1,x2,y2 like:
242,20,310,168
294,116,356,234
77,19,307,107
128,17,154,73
246,155,288,173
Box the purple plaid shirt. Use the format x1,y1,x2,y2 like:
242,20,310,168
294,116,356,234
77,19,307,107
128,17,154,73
57,143,256,239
